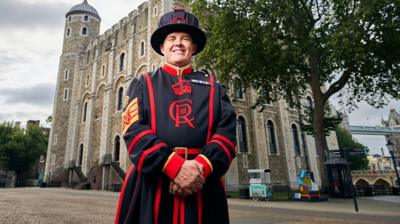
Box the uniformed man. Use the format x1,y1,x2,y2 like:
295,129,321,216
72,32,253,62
115,9,237,224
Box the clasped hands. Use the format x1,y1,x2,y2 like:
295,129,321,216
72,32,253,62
169,160,205,197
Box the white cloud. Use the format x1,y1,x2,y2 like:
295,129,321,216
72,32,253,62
0,0,144,127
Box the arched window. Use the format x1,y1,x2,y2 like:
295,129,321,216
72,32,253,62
114,136,120,162
84,15,89,21
83,102,88,122
237,116,248,153
119,53,125,71
79,144,84,166
82,27,87,35
306,96,313,112
117,87,123,111
266,120,277,154
140,41,145,57
291,124,301,155
66,28,71,37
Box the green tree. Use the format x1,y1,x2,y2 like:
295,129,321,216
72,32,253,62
0,122,48,178
336,126,369,170
186,0,400,187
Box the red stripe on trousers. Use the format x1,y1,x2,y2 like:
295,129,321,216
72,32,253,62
212,134,236,152
180,198,185,224
209,139,233,165
114,164,134,224
137,143,166,172
145,72,156,131
197,191,203,224
173,196,179,224
127,129,155,153
206,74,215,142
154,178,163,224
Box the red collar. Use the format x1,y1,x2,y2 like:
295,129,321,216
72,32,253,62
162,63,192,77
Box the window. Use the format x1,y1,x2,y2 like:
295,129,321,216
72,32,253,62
66,28,71,37
53,134,58,145
237,116,248,153
79,144,84,166
306,96,313,112
153,7,158,16
63,88,69,101
102,65,106,77
83,102,88,122
68,16,72,22
64,70,69,80
86,75,90,86
117,87,123,111
119,53,125,71
140,41,145,57
114,136,120,162
83,15,89,21
82,27,88,36
266,120,277,154
234,82,244,99
291,124,301,155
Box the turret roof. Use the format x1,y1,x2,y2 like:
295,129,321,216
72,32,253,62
66,0,101,20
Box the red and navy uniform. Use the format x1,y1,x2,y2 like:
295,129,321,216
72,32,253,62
115,63,237,224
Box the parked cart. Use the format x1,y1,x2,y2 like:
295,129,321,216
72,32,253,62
248,169,272,201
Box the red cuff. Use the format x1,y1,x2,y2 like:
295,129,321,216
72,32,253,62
194,154,213,178
163,152,185,180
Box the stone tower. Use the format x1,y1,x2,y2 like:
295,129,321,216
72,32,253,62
44,0,101,182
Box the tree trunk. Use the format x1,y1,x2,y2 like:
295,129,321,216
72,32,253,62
312,98,330,191
309,53,330,192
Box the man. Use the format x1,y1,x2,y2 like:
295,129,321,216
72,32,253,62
115,9,237,224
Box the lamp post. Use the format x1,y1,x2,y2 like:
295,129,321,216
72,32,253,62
386,140,400,187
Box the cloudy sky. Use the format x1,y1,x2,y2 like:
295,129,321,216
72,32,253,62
0,0,398,155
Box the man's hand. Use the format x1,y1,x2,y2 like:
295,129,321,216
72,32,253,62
171,160,205,197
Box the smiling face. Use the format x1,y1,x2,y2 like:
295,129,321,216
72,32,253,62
160,32,197,67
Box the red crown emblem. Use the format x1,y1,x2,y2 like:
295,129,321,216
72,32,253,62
172,79,192,95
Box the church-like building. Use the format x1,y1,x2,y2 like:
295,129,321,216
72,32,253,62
44,0,339,192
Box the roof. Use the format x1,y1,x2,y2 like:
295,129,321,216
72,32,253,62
65,0,101,20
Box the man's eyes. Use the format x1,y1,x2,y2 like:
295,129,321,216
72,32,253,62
166,36,192,42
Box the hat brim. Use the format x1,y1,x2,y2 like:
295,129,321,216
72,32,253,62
151,23,206,56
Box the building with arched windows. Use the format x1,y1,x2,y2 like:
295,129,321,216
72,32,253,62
45,0,339,191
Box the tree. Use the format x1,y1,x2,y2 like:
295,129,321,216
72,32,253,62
336,126,369,170
186,0,400,187
0,122,48,180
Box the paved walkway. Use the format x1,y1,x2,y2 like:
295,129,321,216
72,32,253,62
0,187,398,223
229,196,400,216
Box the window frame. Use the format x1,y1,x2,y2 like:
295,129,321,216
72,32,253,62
265,120,278,155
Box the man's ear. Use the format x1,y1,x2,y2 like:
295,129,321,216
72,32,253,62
193,44,197,54
160,44,165,55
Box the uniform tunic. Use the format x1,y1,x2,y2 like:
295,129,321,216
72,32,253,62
115,63,237,224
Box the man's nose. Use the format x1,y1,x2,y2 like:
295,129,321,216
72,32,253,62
174,39,183,46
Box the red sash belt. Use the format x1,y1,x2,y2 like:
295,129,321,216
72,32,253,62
173,147,201,160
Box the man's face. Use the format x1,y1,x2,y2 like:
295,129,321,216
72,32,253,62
160,32,197,67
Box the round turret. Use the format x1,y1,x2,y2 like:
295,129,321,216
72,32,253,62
62,0,101,54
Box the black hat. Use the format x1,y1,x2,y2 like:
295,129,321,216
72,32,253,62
151,9,206,56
